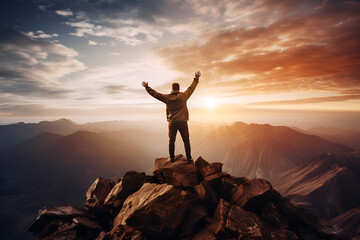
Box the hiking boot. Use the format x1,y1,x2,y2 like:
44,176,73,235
186,157,193,163
168,157,175,162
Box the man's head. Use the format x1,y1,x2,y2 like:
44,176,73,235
172,83,180,91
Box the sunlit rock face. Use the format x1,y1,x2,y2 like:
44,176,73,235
29,155,340,240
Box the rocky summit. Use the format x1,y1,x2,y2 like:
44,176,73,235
29,155,340,240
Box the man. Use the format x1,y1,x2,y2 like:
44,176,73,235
142,71,201,163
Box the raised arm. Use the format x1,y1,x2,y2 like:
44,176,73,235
142,81,167,103
184,71,201,100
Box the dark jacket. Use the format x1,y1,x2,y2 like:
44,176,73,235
146,78,199,122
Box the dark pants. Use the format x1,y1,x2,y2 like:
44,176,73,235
168,121,191,159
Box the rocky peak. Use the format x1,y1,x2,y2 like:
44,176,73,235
29,155,339,240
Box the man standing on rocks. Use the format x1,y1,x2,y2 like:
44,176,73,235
142,71,201,163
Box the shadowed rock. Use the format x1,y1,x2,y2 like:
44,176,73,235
153,154,199,188
114,183,198,238
96,225,144,240
195,156,223,178
104,171,150,211
29,206,89,235
28,206,101,239
195,181,219,204
231,178,272,208
85,177,115,210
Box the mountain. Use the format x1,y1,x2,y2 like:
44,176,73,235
330,206,360,239
269,152,360,219
0,118,79,151
305,127,360,150
195,122,353,179
0,130,158,240
0,118,166,152
28,156,340,240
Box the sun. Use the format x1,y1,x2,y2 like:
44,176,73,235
202,97,220,110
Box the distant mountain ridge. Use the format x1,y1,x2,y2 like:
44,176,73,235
196,122,353,179
0,130,157,239
269,152,360,219
0,118,164,152
0,118,79,151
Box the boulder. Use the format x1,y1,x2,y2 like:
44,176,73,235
231,178,272,208
203,171,229,183
114,183,197,238
104,171,149,211
96,225,144,240
85,177,115,209
213,198,232,237
153,155,199,188
73,216,102,231
178,203,209,239
225,204,263,238
195,157,223,178
29,206,90,236
42,223,77,240
29,206,102,240
195,181,219,204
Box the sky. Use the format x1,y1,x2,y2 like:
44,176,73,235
0,0,359,128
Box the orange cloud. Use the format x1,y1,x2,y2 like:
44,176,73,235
155,0,360,98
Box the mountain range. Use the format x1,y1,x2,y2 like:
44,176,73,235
0,127,163,239
1,119,359,239
195,122,353,179
304,127,360,150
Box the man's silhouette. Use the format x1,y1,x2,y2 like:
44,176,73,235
142,71,201,163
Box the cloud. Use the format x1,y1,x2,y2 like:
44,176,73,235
65,19,163,45
104,85,125,94
26,30,59,39
88,40,98,45
0,26,85,97
249,94,360,106
33,0,177,45
155,0,360,97
55,9,73,16
70,54,183,104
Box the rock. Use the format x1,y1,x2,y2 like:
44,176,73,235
29,156,339,240
192,226,217,240
114,183,196,238
259,201,289,229
213,198,232,237
29,206,89,236
195,157,223,178
42,223,77,240
73,216,102,231
153,154,200,188
85,177,115,209
203,171,229,183
178,203,209,239
231,178,272,208
29,207,102,240
262,229,299,240
195,181,219,204
225,204,263,238
104,171,149,211
96,225,144,240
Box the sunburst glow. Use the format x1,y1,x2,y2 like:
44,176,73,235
202,97,220,110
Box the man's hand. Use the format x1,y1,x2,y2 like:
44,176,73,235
142,81,149,88
195,71,201,79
